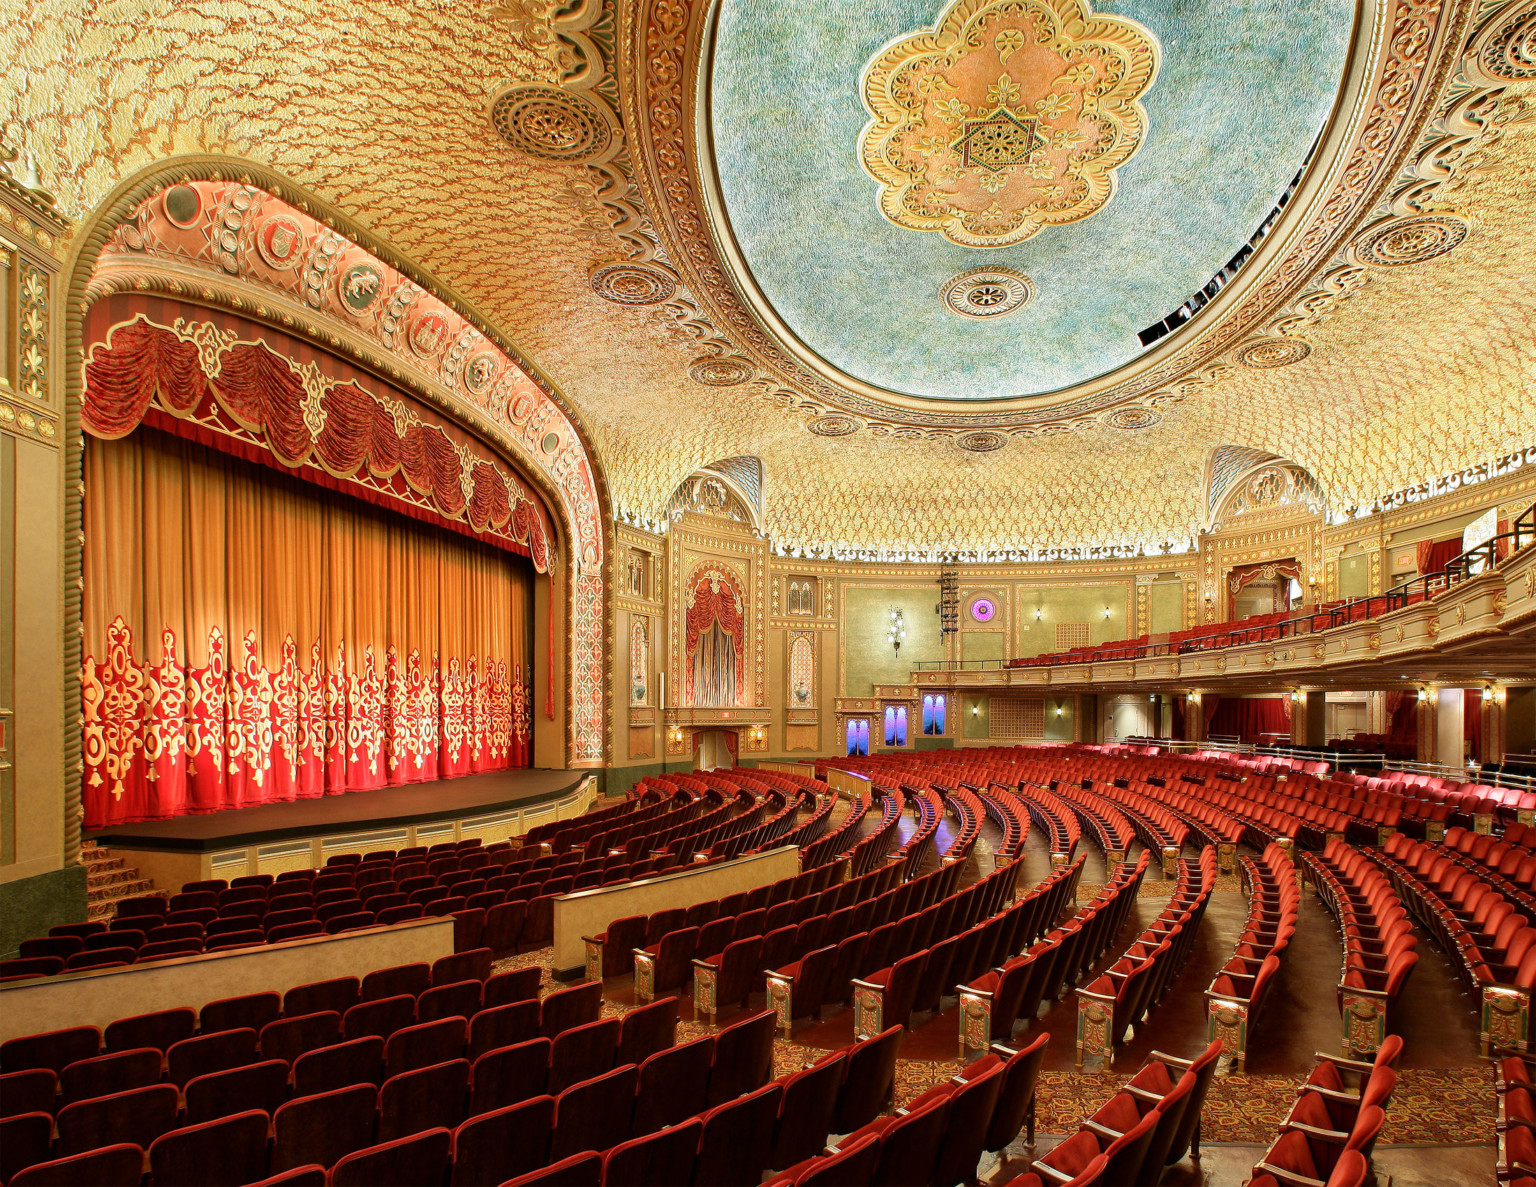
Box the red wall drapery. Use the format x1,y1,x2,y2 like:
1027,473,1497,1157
1207,697,1292,743
1466,688,1483,762
683,569,747,704
1415,538,1463,576
82,431,533,828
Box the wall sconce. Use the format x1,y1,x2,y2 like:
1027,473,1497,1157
1103,605,1112,619
1056,706,1065,717
1034,606,1044,620
971,703,980,716
888,608,906,655
1417,688,1429,703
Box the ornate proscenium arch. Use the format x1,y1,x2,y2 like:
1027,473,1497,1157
63,160,613,801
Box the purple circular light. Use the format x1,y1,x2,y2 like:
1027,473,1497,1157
971,597,996,622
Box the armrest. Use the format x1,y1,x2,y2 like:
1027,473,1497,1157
1150,1049,1194,1070
1027,1161,1078,1185
1250,1162,1325,1187
1082,1119,1123,1142
1280,1120,1350,1143
1125,1085,1166,1104
1077,985,1115,1006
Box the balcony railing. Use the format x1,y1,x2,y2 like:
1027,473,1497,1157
911,501,1534,674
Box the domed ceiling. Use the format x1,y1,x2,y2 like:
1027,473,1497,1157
5,0,1535,556
708,0,1354,403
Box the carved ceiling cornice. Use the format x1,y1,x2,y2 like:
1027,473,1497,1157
598,0,1521,434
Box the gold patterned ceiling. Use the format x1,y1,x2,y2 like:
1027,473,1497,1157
3,0,1534,555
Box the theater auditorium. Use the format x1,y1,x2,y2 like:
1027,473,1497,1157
1,0,1534,1183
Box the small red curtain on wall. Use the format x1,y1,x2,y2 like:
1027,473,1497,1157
684,569,746,706
1415,538,1463,575
1171,694,1187,740
1207,698,1291,743
1227,560,1302,621
81,430,534,828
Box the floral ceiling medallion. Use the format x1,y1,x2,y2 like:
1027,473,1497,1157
859,0,1160,248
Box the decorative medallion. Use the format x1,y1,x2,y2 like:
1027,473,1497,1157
940,268,1035,318
589,260,678,305
1101,405,1162,429
808,414,861,437
688,356,754,386
408,311,451,358
1237,337,1313,369
162,184,202,229
463,352,499,396
859,0,1160,247
1474,2,1536,81
970,595,997,622
256,215,305,269
957,430,1007,452
1352,215,1469,267
337,262,385,314
490,83,616,163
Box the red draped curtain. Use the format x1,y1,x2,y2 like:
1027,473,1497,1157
1208,697,1292,743
684,568,746,706
82,430,533,827
1170,694,1187,740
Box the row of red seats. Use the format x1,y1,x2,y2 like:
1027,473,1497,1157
840,849,1033,1038
1495,1049,1536,1184
1304,842,1418,1057
755,856,1030,1035
762,1033,1050,1187
799,795,873,870
1246,1038,1401,1187
1203,844,1297,1071
957,854,1132,1059
1049,783,1137,855
583,858,875,982
1078,849,1217,1067
1021,1040,1222,1187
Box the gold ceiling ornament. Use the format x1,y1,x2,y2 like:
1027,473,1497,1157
939,267,1035,317
807,414,863,437
1351,213,1470,267
688,355,755,386
588,259,678,304
1236,337,1314,369
956,430,1008,452
1101,404,1162,429
858,0,1160,248
1469,0,1536,82
490,82,619,164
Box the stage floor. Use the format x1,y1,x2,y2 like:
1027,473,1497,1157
87,769,588,852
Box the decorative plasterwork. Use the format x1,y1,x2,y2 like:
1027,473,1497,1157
858,0,1159,248
619,0,1496,430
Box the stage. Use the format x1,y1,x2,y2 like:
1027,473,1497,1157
87,769,599,891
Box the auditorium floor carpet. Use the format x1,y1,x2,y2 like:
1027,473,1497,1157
503,799,1493,1184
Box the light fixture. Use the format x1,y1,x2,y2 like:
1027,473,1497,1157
971,704,980,716
887,608,906,655
1034,606,1043,620
1056,706,1065,717
1103,606,1112,619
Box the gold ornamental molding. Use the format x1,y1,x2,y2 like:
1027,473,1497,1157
857,0,1159,248
616,0,1486,429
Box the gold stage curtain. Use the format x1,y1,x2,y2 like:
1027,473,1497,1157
82,429,533,827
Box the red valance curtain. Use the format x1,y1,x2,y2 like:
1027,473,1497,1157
82,430,533,828
1227,559,1302,620
1208,697,1292,742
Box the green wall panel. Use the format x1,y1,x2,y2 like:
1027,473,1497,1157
0,865,87,959
964,694,990,739
1045,696,1075,741
1339,555,1370,598
843,585,944,695
1013,584,1129,658
962,631,1006,663
1150,582,1184,634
